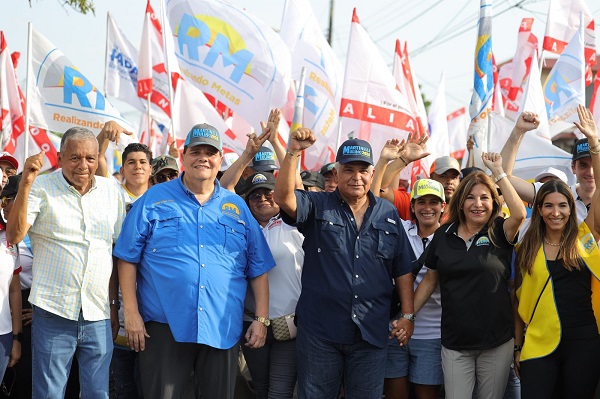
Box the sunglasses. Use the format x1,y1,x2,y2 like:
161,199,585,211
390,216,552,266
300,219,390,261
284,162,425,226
155,172,179,183
248,191,274,202
1,197,14,207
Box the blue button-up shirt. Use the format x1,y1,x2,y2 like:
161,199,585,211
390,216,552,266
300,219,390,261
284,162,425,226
282,189,414,348
113,176,275,349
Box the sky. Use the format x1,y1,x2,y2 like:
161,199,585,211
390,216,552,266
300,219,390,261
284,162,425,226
3,0,599,122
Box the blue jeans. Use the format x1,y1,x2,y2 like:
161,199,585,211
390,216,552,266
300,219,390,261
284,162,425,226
32,306,112,399
0,332,12,382
296,325,387,399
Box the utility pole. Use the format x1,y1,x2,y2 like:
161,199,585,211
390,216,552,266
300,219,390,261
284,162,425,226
327,0,334,46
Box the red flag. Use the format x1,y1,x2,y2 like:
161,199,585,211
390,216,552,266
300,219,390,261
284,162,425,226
591,72,600,126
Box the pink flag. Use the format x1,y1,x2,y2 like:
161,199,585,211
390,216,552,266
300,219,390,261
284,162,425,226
340,9,415,165
447,108,469,161
544,0,596,67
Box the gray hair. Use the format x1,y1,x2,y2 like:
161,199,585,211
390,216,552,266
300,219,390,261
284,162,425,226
333,162,374,173
60,127,98,152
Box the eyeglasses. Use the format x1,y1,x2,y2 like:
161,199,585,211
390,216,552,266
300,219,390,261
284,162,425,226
1,197,14,207
155,172,179,183
0,167,16,178
248,191,274,202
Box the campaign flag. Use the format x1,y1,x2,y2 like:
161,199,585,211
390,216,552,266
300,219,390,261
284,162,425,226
167,0,291,130
105,13,145,112
340,9,416,166
520,52,552,140
543,22,586,137
1,32,58,170
139,113,168,157
498,61,514,115
505,18,538,121
468,0,494,169
491,57,505,117
172,78,246,156
280,0,343,170
138,0,181,126
0,32,24,151
544,0,596,67
29,29,136,140
447,107,469,161
392,40,428,181
591,71,600,126
488,111,573,185
470,0,494,120
427,71,449,162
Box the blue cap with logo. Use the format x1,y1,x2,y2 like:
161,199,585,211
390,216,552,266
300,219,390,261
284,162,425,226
184,123,222,152
251,146,279,172
336,139,373,165
572,138,590,161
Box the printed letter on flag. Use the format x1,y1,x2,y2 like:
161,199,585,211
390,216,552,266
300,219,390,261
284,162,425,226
167,0,291,130
340,9,415,165
280,0,343,170
29,29,136,138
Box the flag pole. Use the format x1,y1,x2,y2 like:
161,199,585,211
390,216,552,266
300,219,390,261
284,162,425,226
103,13,110,96
147,93,152,148
159,0,176,147
24,22,33,163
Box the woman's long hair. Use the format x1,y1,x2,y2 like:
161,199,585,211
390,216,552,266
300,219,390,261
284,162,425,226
444,171,501,247
516,180,581,274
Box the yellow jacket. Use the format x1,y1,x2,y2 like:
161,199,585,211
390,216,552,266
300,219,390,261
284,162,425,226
516,222,600,361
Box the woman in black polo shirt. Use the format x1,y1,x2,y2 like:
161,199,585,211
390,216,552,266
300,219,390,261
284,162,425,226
514,105,600,398
414,152,526,399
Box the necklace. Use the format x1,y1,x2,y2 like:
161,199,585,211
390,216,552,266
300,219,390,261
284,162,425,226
543,237,561,247
463,224,480,236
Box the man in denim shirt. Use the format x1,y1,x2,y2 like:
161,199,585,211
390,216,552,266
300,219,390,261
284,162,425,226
274,129,415,399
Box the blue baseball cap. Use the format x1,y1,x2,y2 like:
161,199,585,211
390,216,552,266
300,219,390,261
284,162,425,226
251,146,279,172
336,139,373,165
184,123,222,152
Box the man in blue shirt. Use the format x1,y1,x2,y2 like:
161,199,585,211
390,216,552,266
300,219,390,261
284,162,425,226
113,123,275,399
274,129,416,399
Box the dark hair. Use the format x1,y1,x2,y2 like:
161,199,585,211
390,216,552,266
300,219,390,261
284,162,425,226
445,171,501,246
122,143,152,164
516,180,581,274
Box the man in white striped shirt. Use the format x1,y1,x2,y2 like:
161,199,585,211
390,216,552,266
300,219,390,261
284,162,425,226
7,127,126,398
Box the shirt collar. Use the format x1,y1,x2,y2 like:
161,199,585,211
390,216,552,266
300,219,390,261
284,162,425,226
58,171,97,194
177,172,221,201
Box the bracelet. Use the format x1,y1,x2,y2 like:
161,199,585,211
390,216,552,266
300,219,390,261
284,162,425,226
286,150,301,157
399,156,408,165
493,172,507,183
514,344,522,352
590,147,600,155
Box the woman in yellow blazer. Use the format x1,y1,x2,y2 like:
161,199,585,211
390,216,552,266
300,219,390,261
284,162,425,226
514,105,600,398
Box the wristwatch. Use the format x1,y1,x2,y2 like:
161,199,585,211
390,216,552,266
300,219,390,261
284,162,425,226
400,313,416,322
13,332,23,342
254,316,271,327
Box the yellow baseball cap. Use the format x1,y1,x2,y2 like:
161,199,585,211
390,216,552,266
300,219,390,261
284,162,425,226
410,179,445,202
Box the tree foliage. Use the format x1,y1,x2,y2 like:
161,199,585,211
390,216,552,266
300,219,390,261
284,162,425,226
29,0,96,15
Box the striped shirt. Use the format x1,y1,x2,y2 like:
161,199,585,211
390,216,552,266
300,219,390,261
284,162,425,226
26,172,126,321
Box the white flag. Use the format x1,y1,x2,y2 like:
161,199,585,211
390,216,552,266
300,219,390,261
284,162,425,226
167,0,291,130
427,71,449,161
280,0,343,170
519,52,551,140
172,79,246,156
29,29,136,141
105,13,145,112
447,107,469,160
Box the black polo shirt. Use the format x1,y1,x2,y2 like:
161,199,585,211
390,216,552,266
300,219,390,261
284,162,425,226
418,217,514,350
281,189,414,348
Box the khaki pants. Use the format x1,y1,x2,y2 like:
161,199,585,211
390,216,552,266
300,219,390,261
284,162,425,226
441,338,513,399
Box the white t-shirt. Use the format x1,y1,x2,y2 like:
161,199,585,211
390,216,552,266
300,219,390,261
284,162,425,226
0,230,20,334
244,215,304,319
401,220,441,340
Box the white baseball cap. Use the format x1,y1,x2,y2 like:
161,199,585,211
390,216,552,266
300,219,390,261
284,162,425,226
534,167,568,183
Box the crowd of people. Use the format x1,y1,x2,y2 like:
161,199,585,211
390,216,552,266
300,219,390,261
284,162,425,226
0,105,598,399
